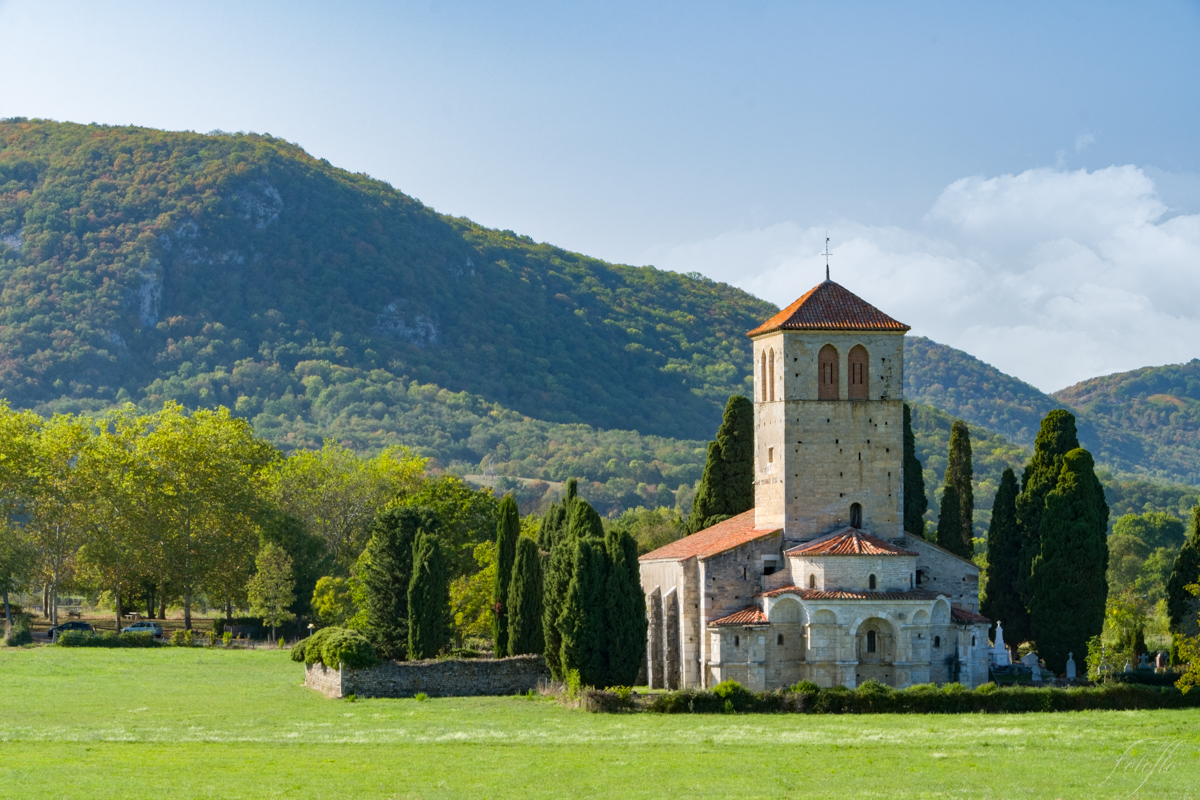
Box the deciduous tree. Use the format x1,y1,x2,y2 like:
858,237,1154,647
247,542,296,641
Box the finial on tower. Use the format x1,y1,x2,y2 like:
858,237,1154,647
823,234,832,281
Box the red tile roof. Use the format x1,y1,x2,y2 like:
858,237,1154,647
757,586,941,601
747,280,911,337
785,528,918,557
639,510,780,562
952,607,991,624
709,606,769,627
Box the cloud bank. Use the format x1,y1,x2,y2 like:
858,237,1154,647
643,166,1200,393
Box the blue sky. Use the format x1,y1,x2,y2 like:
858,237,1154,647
1,1,1199,390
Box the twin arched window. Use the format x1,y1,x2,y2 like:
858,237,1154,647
761,348,776,402
817,344,869,399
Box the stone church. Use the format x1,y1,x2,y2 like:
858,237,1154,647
639,278,991,691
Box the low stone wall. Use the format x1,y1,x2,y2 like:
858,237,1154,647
304,654,550,698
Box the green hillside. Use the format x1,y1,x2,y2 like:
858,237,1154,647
0,119,772,443
1053,360,1200,486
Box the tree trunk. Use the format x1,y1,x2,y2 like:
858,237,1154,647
3,588,11,630
146,587,154,620
42,582,49,619
157,583,166,620
225,598,232,621
184,591,192,630
50,576,58,626
114,588,123,634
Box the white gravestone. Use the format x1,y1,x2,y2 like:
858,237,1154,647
1065,652,1076,679
992,621,1010,667
1021,652,1041,681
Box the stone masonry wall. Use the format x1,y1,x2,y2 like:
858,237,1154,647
304,655,549,699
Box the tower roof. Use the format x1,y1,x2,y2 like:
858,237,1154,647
784,528,918,557
747,280,910,337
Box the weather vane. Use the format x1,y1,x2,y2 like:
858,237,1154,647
823,234,832,281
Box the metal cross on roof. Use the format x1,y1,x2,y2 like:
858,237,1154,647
823,235,832,281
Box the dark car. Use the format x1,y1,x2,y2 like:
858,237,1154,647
47,621,95,641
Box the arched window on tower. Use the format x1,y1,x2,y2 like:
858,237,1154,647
818,344,838,400
848,344,868,400
866,630,877,653
768,347,775,402
934,636,941,649
868,573,877,590
808,573,816,589
760,350,768,402
850,503,863,529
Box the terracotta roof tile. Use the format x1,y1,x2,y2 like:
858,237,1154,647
952,607,991,624
639,510,779,562
747,280,910,337
757,586,941,601
785,528,918,557
709,606,769,627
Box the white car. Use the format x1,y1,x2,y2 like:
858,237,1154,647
121,621,164,636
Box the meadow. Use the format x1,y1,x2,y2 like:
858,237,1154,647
1,647,1199,799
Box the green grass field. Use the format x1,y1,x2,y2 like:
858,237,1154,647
2,647,1199,799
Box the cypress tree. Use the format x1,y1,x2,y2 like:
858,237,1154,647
1015,409,1080,605
686,395,753,533
359,506,436,660
981,468,1027,650
1167,504,1200,633
936,420,974,559
558,538,609,687
541,537,573,680
407,530,450,660
1028,448,1109,675
903,404,928,537
507,536,544,656
604,527,647,686
492,494,519,655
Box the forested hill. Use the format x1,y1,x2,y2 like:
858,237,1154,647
904,337,1200,487
1053,361,1200,487
0,119,773,442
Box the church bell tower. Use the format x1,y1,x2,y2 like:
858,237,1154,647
746,279,911,542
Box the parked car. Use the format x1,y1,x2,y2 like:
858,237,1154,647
47,621,95,641
121,621,163,637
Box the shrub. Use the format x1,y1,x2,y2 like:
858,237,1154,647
3,623,33,647
170,629,196,647
712,680,755,711
290,637,309,663
320,628,378,669
57,631,160,648
223,632,233,647
789,680,820,695
414,692,429,701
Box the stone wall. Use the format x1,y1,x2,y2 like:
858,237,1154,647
304,655,549,699
899,532,981,612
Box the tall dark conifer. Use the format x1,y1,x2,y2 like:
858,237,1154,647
604,527,647,686
902,404,928,537
1028,448,1109,674
507,536,544,656
1016,409,1080,605
981,468,1027,649
359,506,436,660
558,538,608,686
1167,504,1200,634
936,420,974,559
687,395,753,533
492,494,519,655
407,531,451,660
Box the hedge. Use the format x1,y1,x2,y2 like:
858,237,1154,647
291,627,377,670
610,679,1200,714
56,631,162,648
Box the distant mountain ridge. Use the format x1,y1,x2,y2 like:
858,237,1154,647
0,118,1197,515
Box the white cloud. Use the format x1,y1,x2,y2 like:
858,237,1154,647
641,166,1200,393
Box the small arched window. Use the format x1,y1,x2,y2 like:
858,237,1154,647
777,634,784,645
848,344,868,400
866,630,877,653
808,574,816,589
850,503,862,529
868,573,877,590
934,636,941,649
817,344,838,400
768,347,775,402
760,350,768,401
972,635,977,647
734,635,740,648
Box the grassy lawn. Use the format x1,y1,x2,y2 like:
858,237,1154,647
1,647,1199,799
